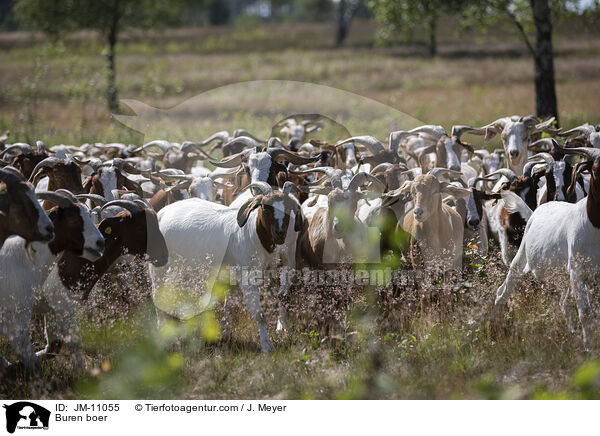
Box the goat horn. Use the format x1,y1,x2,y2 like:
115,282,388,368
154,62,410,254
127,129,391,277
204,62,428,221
28,157,64,182
268,137,284,148
55,189,80,203
523,160,542,178
451,125,486,141
289,167,341,180
485,168,518,183
469,176,498,188
72,156,91,166
370,163,394,175
390,126,447,152
0,143,34,157
383,180,413,198
267,147,321,165
397,125,447,140
0,166,25,181
36,191,73,208
133,140,173,155
76,194,107,206
347,172,386,193
213,180,234,189
486,117,509,130
305,175,329,186
109,158,142,175
559,124,596,139
399,168,421,179
528,138,556,152
200,131,230,146
520,115,539,129
224,136,261,150
209,148,254,168
166,179,192,192
528,152,555,166
233,129,267,143
181,142,216,160
553,141,600,161
101,199,142,214
247,182,272,196
157,173,192,181
306,185,333,195
209,168,239,181
428,168,463,181
531,116,558,133
337,136,385,155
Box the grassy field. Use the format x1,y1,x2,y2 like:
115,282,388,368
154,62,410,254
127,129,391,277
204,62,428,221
3,248,600,400
1,20,600,399
1,19,599,144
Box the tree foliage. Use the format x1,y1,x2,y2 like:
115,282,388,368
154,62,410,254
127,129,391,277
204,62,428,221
368,0,598,119
15,0,183,37
368,0,470,55
15,0,184,112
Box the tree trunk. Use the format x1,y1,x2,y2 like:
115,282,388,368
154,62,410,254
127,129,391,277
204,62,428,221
106,4,120,113
336,0,348,46
428,15,437,57
530,0,558,123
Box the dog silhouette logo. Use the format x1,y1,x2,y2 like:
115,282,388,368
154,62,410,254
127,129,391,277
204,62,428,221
2,402,50,433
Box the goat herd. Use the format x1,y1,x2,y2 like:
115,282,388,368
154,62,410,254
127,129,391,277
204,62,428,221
0,114,599,375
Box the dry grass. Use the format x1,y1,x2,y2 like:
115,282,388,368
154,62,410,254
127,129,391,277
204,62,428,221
1,244,600,400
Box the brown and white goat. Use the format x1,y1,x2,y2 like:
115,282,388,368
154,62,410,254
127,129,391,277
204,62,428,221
0,190,104,372
83,158,144,200
0,144,49,179
494,145,600,348
0,167,54,247
56,199,168,300
151,181,304,352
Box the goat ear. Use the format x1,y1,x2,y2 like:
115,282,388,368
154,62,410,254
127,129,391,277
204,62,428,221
237,196,263,227
440,183,471,199
31,168,48,186
0,182,9,217
83,176,93,192
419,143,437,156
483,124,503,142
122,176,144,197
294,208,305,232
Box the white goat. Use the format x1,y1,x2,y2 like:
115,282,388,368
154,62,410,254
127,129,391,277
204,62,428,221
150,182,303,352
461,116,557,176
493,145,600,348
